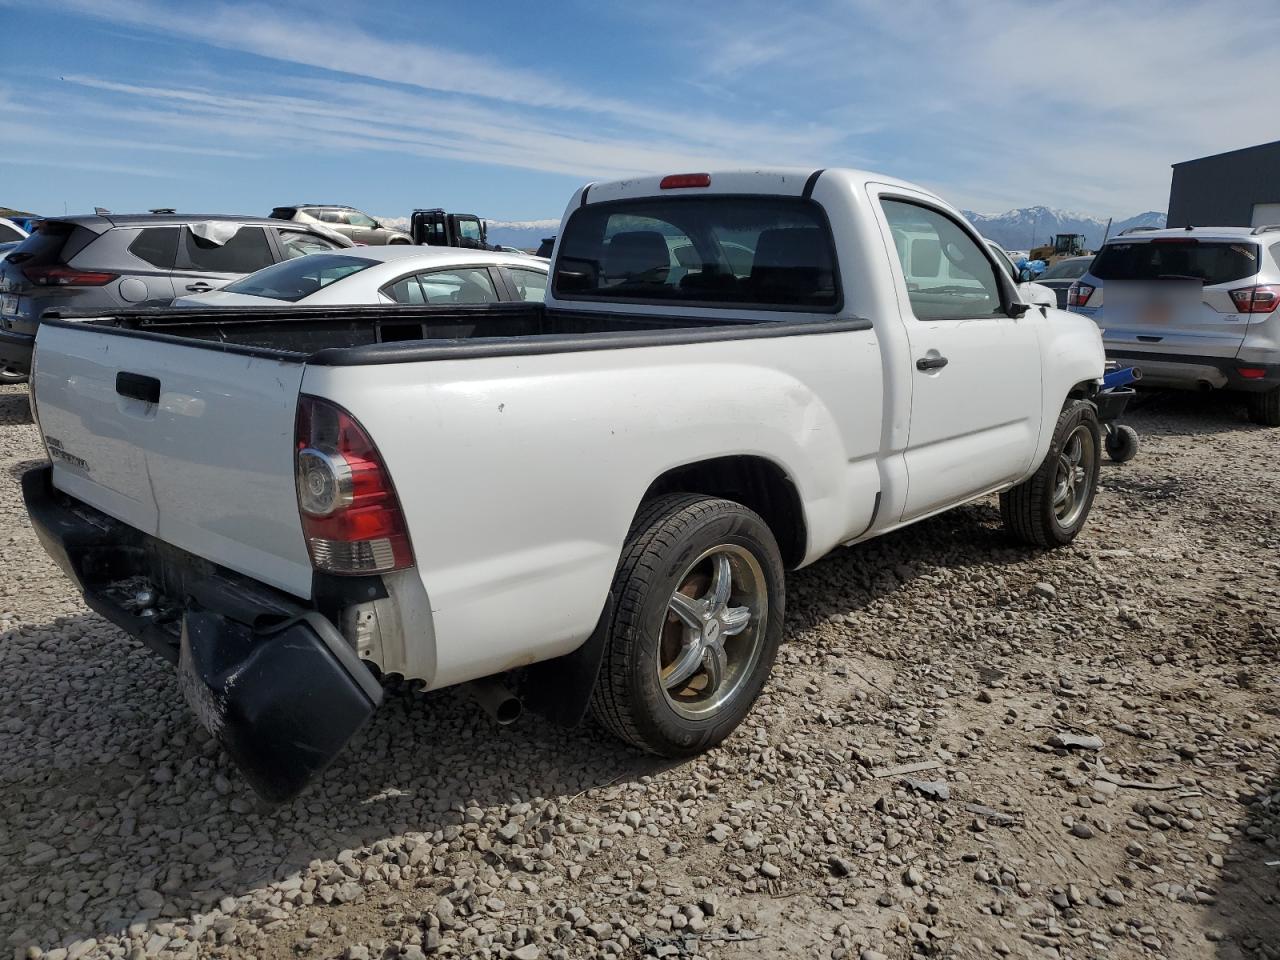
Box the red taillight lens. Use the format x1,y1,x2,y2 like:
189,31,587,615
295,395,412,574
21,264,117,286
660,173,711,189
1067,282,1095,307
1237,366,1268,379
1229,284,1280,314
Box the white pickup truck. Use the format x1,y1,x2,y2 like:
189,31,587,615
24,168,1107,801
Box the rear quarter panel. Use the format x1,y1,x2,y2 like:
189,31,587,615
301,327,884,688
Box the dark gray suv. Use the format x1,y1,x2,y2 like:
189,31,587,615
0,213,352,381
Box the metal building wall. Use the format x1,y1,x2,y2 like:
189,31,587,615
1167,140,1280,228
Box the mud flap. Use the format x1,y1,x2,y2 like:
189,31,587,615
179,610,383,803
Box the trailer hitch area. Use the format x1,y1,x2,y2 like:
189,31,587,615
178,609,384,803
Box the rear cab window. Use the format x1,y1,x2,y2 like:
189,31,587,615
221,253,373,302
553,196,840,310
1091,240,1260,286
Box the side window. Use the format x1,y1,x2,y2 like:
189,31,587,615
0,223,22,243
278,230,342,260
317,210,344,224
182,226,274,274
128,228,179,269
346,211,378,228
415,268,498,304
457,219,482,242
881,199,1003,320
386,275,427,304
507,267,547,302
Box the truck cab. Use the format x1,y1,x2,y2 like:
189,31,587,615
409,209,489,249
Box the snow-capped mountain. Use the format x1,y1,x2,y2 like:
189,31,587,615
963,207,1167,252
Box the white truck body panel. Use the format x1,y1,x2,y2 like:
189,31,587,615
301,326,884,686
28,166,1106,694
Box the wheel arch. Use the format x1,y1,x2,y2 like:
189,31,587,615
637,455,808,569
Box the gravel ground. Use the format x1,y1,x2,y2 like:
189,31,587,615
1,381,1277,960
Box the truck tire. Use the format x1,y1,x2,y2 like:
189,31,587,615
591,494,785,757
1246,387,1280,427
1001,400,1101,548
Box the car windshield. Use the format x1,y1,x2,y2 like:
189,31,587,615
1090,241,1260,285
554,196,839,310
1040,258,1092,280
221,254,373,302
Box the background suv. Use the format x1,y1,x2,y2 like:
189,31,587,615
269,205,411,245
0,213,352,381
1067,225,1280,425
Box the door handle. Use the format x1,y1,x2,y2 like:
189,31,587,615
186,282,214,293
116,371,161,404
916,355,949,371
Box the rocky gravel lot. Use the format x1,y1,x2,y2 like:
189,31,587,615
1,382,1277,960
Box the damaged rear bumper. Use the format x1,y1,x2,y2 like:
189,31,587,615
22,465,383,802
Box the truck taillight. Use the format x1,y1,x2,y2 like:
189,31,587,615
1229,284,1280,314
294,395,412,574
21,264,118,286
1067,282,1094,308
660,173,711,189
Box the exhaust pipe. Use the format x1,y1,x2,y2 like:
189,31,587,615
466,677,522,725
1197,379,1214,392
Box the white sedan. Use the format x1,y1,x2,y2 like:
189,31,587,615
173,246,548,307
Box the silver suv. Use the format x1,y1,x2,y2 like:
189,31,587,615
1068,225,1280,425
269,205,411,245
0,213,352,381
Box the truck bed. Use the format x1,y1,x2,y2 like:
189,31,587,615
41,304,870,365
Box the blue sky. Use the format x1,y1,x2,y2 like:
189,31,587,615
2,0,1277,227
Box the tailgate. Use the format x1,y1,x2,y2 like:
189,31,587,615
32,322,314,597
1097,280,1249,359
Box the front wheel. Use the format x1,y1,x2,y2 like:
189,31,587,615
591,494,785,757
1001,400,1101,548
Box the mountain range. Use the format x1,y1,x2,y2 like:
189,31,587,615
960,207,1166,252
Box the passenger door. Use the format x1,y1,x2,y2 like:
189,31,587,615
874,192,1043,520
172,225,276,295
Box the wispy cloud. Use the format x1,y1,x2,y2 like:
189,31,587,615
14,0,1276,218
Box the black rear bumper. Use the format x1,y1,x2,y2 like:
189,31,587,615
1106,349,1280,392
22,466,383,802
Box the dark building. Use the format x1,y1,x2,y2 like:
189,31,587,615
1167,139,1280,229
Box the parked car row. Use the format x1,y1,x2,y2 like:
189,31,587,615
0,209,549,381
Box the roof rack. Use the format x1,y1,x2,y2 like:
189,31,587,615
1251,224,1280,235
1117,226,1160,236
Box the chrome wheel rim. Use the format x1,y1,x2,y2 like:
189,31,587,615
659,544,767,721
1053,424,1095,527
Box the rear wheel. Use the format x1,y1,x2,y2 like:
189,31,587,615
1001,400,1101,548
591,494,785,757
0,364,26,384
1246,387,1280,427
